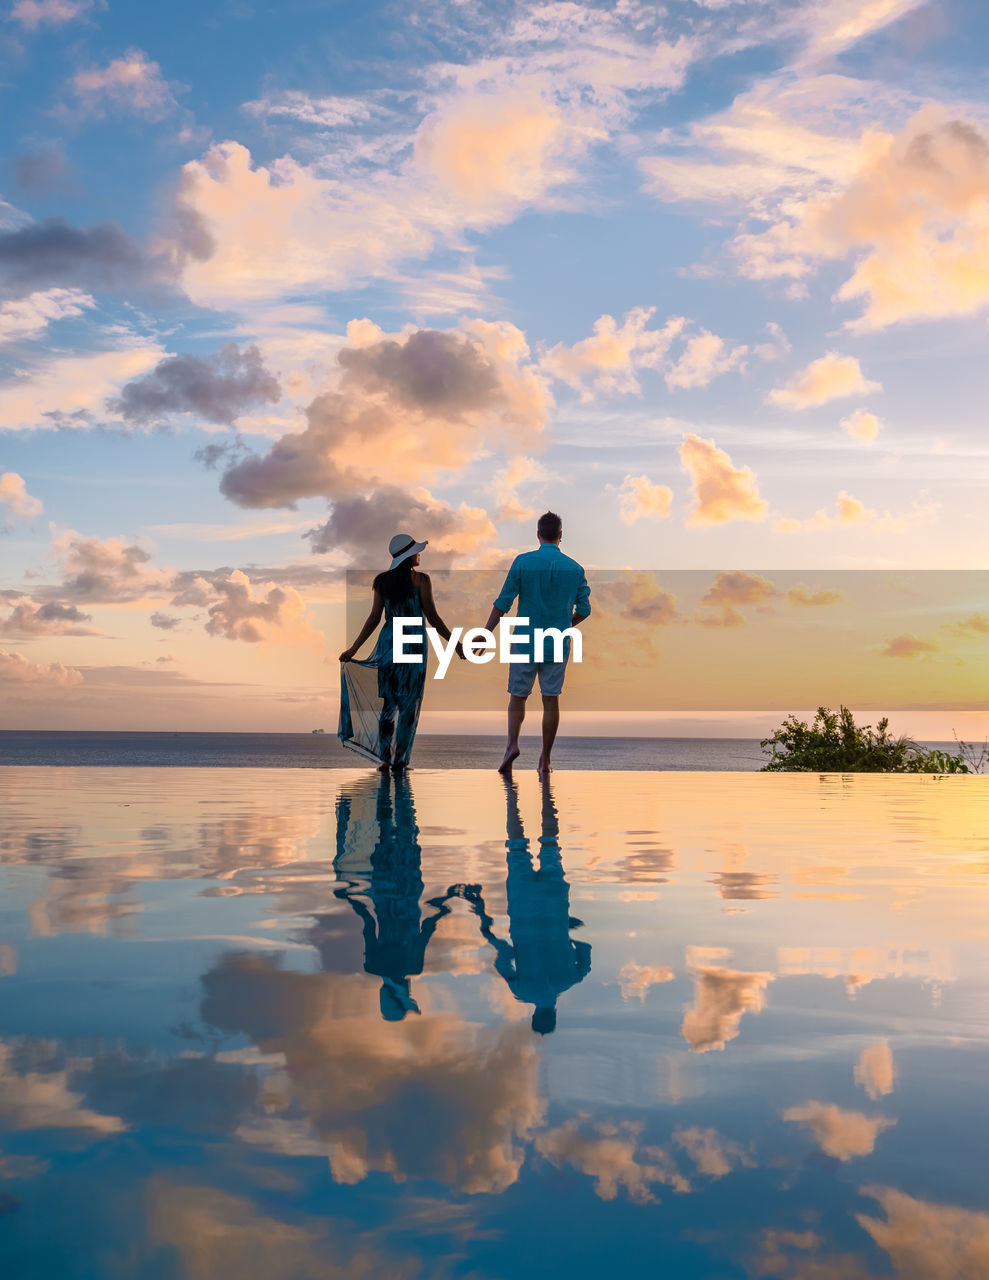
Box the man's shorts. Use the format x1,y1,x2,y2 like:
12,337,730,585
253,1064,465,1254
507,657,568,698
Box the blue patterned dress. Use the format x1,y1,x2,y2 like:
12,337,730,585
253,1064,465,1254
339,587,426,768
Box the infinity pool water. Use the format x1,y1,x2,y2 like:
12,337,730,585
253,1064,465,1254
1,767,988,1278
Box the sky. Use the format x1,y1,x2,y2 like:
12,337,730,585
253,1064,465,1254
1,0,988,733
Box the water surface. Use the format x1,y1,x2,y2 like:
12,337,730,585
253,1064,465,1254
1,766,988,1278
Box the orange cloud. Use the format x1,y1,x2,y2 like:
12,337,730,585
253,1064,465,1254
679,434,769,527
695,570,777,628
855,1040,896,1100
881,632,939,658
783,1101,895,1160
857,1185,989,1279
0,649,82,688
773,491,939,534
665,330,747,390
613,474,674,525
534,1119,689,1203
540,308,685,398
769,353,881,409
681,947,773,1053
841,408,882,441
618,961,675,1002
674,1126,752,1178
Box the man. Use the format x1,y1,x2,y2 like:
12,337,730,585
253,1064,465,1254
484,511,590,776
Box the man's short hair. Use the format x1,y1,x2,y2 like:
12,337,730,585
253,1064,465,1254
537,511,562,541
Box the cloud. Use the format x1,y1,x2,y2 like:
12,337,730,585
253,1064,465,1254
242,90,373,128
304,485,496,565
942,612,989,638
0,287,94,344
736,109,989,329
0,472,42,526
195,570,321,645
534,1119,689,1203
0,218,151,298
0,1040,125,1135
164,140,437,308
0,343,168,432
841,408,882,441
0,649,82,687
218,324,547,511
107,344,280,427
149,610,181,631
201,953,546,1194
618,961,675,1002
679,434,769,527
783,1101,895,1160
799,0,931,59
695,572,777,630
855,1040,896,1100
492,455,543,522
772,490,939,533
46,530,174,604
541,308,686,399
769,353,881,409
681,948,773,1052
0,599,95,637
70,49,179,120
10,0,94,28
673,1126,752,1178
414,92,583,223
785,583,844,606
857,1185,989,1280
880,632,939,658
13,148,69,194
612,474,674,525
665,330,748,390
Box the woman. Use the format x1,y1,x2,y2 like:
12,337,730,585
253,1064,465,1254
338,533,463,772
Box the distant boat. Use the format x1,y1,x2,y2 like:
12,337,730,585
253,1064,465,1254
311,728,326,735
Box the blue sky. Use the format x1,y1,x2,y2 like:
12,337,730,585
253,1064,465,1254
2,0,988,729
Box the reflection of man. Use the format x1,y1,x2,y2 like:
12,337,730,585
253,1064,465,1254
462,777,591,1035
485,511,591,776
326,775,453,1020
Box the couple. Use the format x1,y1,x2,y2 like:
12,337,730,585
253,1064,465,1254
338,511,591,775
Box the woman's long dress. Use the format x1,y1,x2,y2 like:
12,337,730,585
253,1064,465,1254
338,588,426,768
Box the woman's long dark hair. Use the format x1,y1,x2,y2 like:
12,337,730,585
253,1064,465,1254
373,556,417,604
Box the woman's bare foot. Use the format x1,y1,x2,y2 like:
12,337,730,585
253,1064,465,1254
377,760,390,773
498,744,520,773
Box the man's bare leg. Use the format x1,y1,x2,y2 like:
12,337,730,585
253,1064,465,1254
537,695,560,777
498,695,527,772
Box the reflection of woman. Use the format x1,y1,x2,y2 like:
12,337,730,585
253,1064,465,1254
338,533,463,772
329,774,455,1020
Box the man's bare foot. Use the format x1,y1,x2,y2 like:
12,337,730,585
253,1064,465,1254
537,756,552,778
498,744,520,773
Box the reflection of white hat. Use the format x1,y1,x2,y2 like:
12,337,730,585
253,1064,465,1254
388,533,427,569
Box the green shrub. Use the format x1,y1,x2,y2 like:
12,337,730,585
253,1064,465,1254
760,705,970,773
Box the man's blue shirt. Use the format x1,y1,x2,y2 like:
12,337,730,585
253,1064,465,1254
492,543,590,661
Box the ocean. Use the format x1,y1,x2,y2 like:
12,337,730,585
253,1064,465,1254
0,730,964,770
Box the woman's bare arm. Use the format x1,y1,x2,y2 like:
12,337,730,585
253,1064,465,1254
339,588,384,660
416,573,464,658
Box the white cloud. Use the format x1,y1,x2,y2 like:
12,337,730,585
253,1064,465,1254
0,343,166,432
0,288,94,344
71,49,179,120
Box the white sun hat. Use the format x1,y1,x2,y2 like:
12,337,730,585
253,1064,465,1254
388,533,428,568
